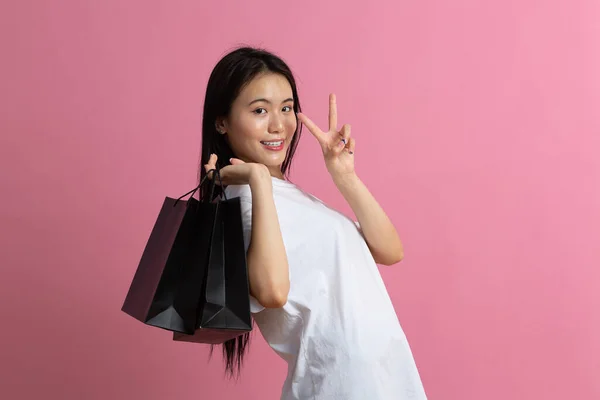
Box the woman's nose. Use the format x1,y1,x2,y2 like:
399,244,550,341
268,114,284,133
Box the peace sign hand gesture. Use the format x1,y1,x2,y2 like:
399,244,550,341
298,94,356,180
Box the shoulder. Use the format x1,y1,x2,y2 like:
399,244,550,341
223,184,252,201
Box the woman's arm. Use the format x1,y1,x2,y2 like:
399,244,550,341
333,172,404,266
297,94,403,266
246,166,290,307
204,155,289,308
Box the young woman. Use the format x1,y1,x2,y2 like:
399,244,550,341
199,46,427,399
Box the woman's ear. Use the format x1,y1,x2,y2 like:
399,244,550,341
215,117,227,135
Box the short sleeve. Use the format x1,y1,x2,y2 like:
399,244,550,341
238,196,253,253
249,295,266,313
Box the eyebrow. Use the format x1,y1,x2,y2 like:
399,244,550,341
248,97,294,106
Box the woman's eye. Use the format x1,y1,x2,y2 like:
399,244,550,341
254,108,267,114
282,106,292,112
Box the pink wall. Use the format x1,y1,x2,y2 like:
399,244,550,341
1,0,599,399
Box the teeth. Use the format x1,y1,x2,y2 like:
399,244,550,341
263,141,283,146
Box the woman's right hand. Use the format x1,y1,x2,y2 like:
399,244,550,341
204,153,271,187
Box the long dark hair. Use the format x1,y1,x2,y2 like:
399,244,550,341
199,46,302,377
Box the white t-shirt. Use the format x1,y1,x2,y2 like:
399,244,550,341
224,177,427,400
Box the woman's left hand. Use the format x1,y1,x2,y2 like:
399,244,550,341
297,93,356,180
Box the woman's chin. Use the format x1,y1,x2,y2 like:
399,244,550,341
258,152,286,166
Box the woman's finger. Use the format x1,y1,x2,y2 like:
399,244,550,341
204,154,218,178
332,124,351,155
205,153,217,168
297,112,325,144
347,137,356,155
329,93,338,132
339,124,351,143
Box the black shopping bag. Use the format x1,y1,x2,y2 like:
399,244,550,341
173,172,253,344
121,168,251,340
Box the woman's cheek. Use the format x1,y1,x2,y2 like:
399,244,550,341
250,115,268,134
286,118,297,133
235,116,262,140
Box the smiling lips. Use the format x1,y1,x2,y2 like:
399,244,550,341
260,139,284,151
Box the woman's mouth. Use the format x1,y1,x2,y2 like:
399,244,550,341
260,140,284,151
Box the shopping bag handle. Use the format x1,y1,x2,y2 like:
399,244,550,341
174,167,227,207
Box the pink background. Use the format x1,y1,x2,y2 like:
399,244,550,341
1,0,599,399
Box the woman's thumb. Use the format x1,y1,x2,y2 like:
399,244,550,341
229,158,245,165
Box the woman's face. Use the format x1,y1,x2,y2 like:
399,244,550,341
218,72,297,178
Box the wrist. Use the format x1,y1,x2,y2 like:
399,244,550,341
249,164,273,188
331,172,360,189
